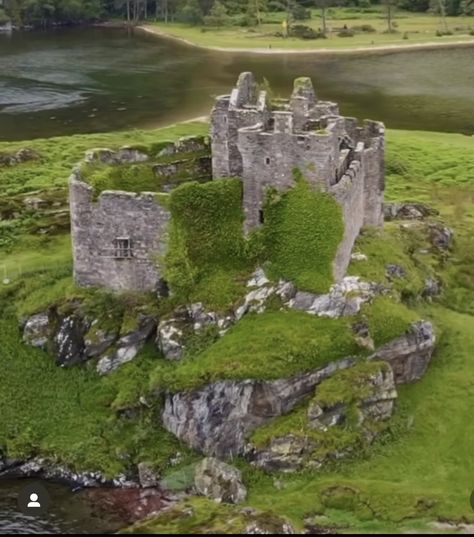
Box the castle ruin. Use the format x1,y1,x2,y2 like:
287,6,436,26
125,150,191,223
70,72,385,292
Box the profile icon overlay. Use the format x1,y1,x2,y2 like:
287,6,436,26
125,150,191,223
18,482,50,516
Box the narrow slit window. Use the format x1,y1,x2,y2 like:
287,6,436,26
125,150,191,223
114,237,133,259
259,209,265,225
265,157,271,165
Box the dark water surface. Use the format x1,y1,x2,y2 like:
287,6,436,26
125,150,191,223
0,27,473,141
0,479,124,534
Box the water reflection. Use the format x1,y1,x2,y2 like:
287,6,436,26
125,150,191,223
0,27,472,141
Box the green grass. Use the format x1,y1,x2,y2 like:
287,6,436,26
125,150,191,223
151,311,363,392
0,122,208,198
0,319,194,476
1,124,474,532
144,10,474,51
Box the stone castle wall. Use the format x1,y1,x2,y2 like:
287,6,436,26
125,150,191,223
70,172,170,292
70,72,385,293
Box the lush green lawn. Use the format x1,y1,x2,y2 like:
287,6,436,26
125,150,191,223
144,9,474,51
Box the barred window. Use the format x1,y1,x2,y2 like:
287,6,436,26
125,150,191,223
114,237,133,259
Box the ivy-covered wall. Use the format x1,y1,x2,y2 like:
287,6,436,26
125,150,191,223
261,179,344,293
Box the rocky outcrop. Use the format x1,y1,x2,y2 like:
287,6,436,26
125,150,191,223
0,148,40,167
371,321,436,384
137,462,160,489
156,304,233,361
249,363,397,473
428,222,454,251
162,357,356,459
97,316,156,375
194,457,247,504
22,307,156,374
288,276,386,318
23,312,52,349
54,314,89,367
384,202,438,221
0,456,136,488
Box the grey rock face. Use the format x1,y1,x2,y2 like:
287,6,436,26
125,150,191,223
84,323,118,359
23,313,51,349
249,435,319,474
156,304,233,360
194,457,247,504
307,366,397,432
288,276,384,318
162,357,356,459
54,315,89,367
384,202,438,221
429,223,454,251
137,462,160,489
386,264,407,280
422,278,442,299
97,316,156,375
250,363,397,473
371,321,436,384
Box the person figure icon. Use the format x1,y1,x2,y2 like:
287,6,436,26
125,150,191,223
27,493,41,508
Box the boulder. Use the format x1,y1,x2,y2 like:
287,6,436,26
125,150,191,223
371,321,436,384
23,312,51,349
422,277,442,299
156,307,191,361
194,457,247,504
384,202,438,221
248,435,318,474
386,264,406,280
84,322,118,359
54,315,89,367
288,277,385,318
96,316,156,375
428,223,454,251
162,357,356,459
137,462,160,489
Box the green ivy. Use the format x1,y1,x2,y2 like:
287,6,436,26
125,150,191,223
261,179,344,293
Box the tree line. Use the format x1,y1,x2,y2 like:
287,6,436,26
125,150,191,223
1,0,472,29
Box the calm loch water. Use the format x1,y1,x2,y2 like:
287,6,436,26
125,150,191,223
0,27,473,141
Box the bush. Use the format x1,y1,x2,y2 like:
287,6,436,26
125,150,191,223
351,24,376,33
435,29,454,36
290,24,326,40
338,28,355,37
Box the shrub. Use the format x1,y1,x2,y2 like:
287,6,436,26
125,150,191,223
352,24,376,33
338,28,355,37
291,24,326,40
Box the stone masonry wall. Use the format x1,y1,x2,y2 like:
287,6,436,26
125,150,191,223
330,146,366,280
70,171,170,292
238,122,340,231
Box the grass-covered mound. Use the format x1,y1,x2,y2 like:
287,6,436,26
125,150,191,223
260,179,344,293
151,311,363,392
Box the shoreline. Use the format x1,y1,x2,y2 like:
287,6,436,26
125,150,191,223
134,23,474,56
